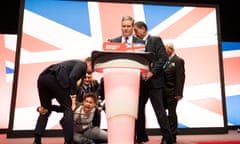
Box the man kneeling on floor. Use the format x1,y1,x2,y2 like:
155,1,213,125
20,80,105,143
38,92,107,144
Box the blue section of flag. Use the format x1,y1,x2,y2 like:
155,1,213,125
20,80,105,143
178,123,188,128
6,67,14,74
144,4,182,31
222,41,240,51
226,95,240,125
25,0,91,36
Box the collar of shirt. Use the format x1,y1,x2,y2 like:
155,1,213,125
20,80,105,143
168,53,175,61
143,34,149,44
143,33,149,41
83,84,90,89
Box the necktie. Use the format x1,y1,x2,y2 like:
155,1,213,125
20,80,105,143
163,60,170,69
124,37,128,44
86,86,91,93
163,54,174,69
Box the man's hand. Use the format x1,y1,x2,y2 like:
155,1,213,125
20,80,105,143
175,96,182,100
71,95,77,110
37,106,48,115
76,78,82,87
142,72,153,81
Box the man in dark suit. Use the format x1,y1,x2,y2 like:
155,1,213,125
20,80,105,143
163,42,185,144
76,57,99,103
134,21,173,144
33,59,92,144
108,15,145,46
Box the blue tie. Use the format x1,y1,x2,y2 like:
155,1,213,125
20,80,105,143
163,54,174,69
163,60,170,69
86,86,91,93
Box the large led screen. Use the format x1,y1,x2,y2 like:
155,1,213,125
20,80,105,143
0,34,17,129
9,0,226,134
222,41,240,127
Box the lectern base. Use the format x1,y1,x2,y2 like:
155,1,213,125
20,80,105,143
103,68,140,144
108,116,135,144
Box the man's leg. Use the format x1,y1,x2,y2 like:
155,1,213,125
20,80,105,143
135,82,149,143
53,89,73,144
34,74,53,144
149,88,172,144
167,98,178,143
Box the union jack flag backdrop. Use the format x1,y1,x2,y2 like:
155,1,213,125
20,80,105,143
222,42,240,126
2,0,235,131
0,34,16,129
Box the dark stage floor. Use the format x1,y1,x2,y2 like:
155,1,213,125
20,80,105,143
1,130,240,144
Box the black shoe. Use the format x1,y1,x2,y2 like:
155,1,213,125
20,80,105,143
161,137,173,144
33,141,41,144
33,135,41,144
172,135,176,143
161,140,167,144
136,140,149,143
136,136,149,144
136,141,148,144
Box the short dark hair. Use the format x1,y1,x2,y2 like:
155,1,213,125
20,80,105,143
83,92,97,103
85,56,91,63
134,21,148,31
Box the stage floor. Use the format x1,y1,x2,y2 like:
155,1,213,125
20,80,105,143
0,130,240,144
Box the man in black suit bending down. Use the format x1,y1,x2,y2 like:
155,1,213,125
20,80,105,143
33,59,92,144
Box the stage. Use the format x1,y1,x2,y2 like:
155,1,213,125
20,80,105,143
1,130,240,144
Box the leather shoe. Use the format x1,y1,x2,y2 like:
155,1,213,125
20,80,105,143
64,141,73,144
161,137,172,144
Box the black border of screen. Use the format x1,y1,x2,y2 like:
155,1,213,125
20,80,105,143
7,0,228,138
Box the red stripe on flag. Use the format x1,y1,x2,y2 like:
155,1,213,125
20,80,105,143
176,45,220,86
223,57,240,85
159,7,215,39
99,2,134,42
5,49,15,62
0,35,6,86
189,98,223,115
21,33,60,52
0,35,13,129
0,35,15,62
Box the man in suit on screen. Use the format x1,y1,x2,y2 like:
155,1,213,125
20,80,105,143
134,21,173,144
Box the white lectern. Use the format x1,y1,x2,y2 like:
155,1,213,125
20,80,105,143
91,50,153,144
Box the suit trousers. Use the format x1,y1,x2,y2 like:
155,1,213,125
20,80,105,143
166,95,178,140
136,81,172,142
34,72,73,142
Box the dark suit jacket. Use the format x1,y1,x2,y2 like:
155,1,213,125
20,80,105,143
163,54,185,97
44,60,87,95
108,36,144,44
95,77,105,101
145,35,168,88
77,80,99,103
